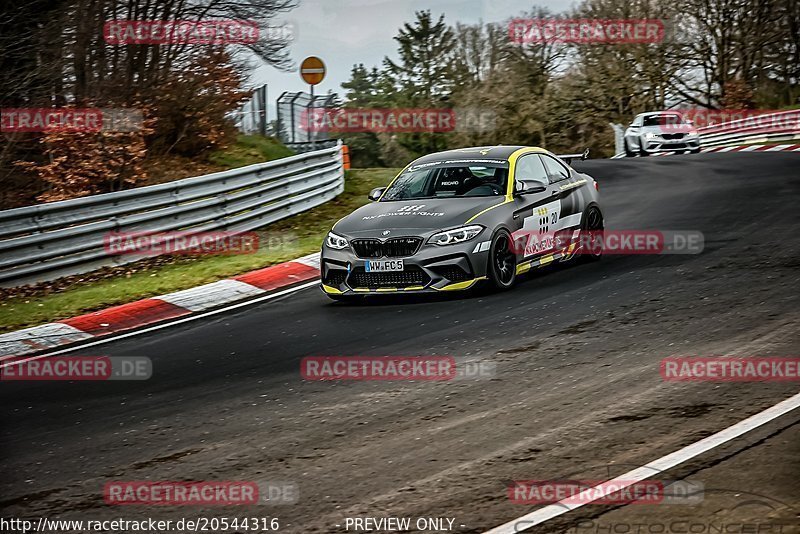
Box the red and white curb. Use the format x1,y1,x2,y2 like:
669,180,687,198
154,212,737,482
0,253,321,360
699,143,800,154
612,143,800,158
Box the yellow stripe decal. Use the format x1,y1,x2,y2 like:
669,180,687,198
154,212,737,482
467,147,548,223
322,284,343,294
330,216,347,231
517,251,565,273
505,147,547,200
560,178,587,191
516,262,531,275
377,165,410,201
465,199,512,224
435,277,486,291
404,285,425,291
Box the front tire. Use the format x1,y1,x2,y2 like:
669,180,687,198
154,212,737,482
487,230,517,290
624,139,635,157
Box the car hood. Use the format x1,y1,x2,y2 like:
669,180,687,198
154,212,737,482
333,197,504,237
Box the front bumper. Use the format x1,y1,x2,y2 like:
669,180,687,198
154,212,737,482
642,136,700,153
320,237,491,296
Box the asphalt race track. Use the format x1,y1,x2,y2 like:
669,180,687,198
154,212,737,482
2,153,799,533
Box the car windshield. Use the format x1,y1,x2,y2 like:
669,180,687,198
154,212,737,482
380,161,509,200
642,114,685,127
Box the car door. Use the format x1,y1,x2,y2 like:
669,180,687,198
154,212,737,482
540,154,588,236
511,154,562,259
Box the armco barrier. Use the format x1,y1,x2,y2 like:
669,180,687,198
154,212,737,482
695,109,800,147
0,142,344,287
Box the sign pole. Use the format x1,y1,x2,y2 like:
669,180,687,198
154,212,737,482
310,83,315,149
299,56,326,152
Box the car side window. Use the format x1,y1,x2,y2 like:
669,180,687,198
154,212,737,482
514,155,549,186
539,155,571,183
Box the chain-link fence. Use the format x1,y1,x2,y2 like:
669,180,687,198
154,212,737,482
232,84,269,135
276,91,338,150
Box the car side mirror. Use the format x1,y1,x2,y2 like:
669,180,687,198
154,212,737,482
629,124,639,129
514,180,547,196
368,187,386,201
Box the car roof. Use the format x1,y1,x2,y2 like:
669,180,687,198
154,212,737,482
410,145,544,166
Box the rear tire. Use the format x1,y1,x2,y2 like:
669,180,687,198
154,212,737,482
580,207,604,262
487,230,517,290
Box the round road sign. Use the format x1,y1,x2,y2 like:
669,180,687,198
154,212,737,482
300,56,326,85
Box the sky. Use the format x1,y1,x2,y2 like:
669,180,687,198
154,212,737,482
249,0,576,119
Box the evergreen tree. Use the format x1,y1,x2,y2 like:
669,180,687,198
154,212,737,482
383,10,456,105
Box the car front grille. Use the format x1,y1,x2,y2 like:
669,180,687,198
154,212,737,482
351,237,422,258
347,266,430,289
661,133,685,140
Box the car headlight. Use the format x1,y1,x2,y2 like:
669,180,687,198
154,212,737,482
428,225,483,246
325,231,349,250
688,129,699,136
645,132,658,139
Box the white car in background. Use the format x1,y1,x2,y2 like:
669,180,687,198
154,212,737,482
624,111,701,157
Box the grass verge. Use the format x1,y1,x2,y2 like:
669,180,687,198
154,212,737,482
0,168,399,334
208,135,296,168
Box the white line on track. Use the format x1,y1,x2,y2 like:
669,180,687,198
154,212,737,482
0,279,320,369
483,389,800,534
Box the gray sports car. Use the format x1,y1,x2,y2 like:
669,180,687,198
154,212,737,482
320,145,603,300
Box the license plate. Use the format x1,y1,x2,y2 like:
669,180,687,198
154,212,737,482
365,259,404,272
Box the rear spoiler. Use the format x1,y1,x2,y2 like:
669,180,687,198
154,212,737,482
556,148,590,164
